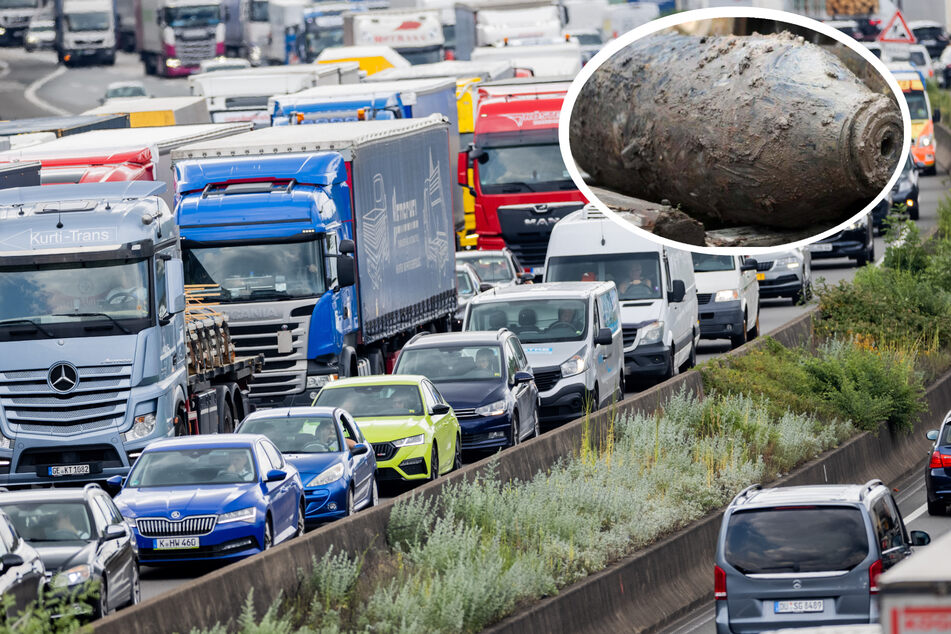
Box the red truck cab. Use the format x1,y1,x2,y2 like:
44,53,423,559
459,84,586,276
0,147,155,184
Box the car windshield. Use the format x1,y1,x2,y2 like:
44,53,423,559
547,253,662,301
725,507,869,574
692,253,735,272
909,51,927,66
467,298,588,343
1,502,94,542
250,0,268,21
915,27,944,39
240,416,340,453
162,5,220,28
476,144,574,194
456,253,514,283
315,384,424,417
65,11,110,31
396,345,503,382
30,23,53,31
905,91,929,120
107,85,146,98
127,448,257,487
183,240,325,303
572,33,601,45
456,270,475,297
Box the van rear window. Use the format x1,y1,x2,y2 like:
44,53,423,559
725,507,868,574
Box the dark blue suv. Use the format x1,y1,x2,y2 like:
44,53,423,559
392,330,539,451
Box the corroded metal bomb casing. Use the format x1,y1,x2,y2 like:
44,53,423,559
569,32,903,228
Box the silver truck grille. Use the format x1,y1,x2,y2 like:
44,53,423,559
178,39,216,65
0,365,131,432
137,515,217,537
226,300,316,399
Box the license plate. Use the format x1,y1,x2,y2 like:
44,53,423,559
48,464,90,477
530,267,544,276
153,537,199,550
756,273,765,281
809,243,833,252
774,599,824,614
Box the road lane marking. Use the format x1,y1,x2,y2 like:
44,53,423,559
904,502,928,524
24,66,70,116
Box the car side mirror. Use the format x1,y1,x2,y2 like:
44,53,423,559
350,442,369,456
103,524,126,541
478,282,494,293
740,258,758,272
431,403,451,416
105,475,125,492
513,370,533,384
336,254,355,288
265,469,286,483
669,279,686,303
0,553,23,571
911,529,931,546
595,327,613,346
928,429,939,441
934,108,942,124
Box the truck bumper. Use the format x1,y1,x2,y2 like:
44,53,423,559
624,341,672,378
252,391,315,409
698,301,744,339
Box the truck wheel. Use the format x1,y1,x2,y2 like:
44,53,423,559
218,402,234,434
928,500,945,516
103,52,115,66
173,403,188,436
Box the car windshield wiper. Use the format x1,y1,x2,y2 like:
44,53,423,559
0,318,54,337
497,182,536,193
52,312,132,335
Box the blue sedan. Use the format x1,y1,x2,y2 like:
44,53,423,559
110,435,305,565
237,407,377,525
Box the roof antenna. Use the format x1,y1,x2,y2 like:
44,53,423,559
56,214,63,229
104,199,111,210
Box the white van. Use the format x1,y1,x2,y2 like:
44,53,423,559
462,281,623,424
691,253,760,349
544,206,699,387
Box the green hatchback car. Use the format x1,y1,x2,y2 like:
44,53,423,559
312,375,462,482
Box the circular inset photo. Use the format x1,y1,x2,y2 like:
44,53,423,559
560,8,911,251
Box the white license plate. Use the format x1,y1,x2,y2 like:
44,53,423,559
48,464,90,476
809,244,833,252
153,537,199,550
774,600,824,614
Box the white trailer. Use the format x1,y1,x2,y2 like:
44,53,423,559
471,39,581,77
454,0,564,60
344,8,445,64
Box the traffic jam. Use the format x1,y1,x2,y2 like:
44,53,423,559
0,0,945,630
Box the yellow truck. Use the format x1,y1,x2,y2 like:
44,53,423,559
82,96,212,127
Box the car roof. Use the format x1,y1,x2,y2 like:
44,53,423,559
106,81,145,90
242,406,341,421
144,433,267,450
0,488,97,504
404,331,507,348
320,374,427,388
730,483,885,510
470,281,613,302
456,249,508,258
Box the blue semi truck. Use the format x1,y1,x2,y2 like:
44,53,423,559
0,181,260,486
170,115,456,408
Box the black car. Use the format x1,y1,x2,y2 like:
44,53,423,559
393,330,540,451
890,154,921,222
807,213,874,267
0,509,44,620
926,409,951,515
0,485,139,618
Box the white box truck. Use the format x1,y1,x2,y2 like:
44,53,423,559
53,0,116,65
344,8,446,64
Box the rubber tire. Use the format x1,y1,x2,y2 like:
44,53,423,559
429,445,439,480
928,500,946,516
663,346,678,381
263,517,273,550
679,341,697,374
96,578,110,619
344,488,354,517
910,204,920,220
173,404,188,436
368,478,379,507
588,385,600,413
452,434,462,470
510,412,520,447
295,500,305,536
128,562,140,607
218,403,234,434
730,315,748,349
531,408,540,438
748,311,760,340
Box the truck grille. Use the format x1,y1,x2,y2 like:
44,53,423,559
505,242,549,268
697,293,712,305
16,445,122,472
532,367,561,392
224,300,316,399
0,365,131,433
137,516,217,537
496,201,586,268
622,326,638,349
178,38,216,66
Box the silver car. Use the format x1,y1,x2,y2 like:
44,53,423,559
752,248,811,306
456,248,533,289
454,263,487,329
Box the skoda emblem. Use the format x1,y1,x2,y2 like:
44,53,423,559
47,363,79,394
792,579,802,590
171,511,181,519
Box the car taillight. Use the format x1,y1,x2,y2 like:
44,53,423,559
715,564,727,600
869,559,883,594
929,451,951,468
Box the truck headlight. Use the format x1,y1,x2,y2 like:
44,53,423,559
306,374,337,389
0,27,7,35
560,354,586,377
122,413,155,442
26,35,36,43
637,321,664,346
714,289,739,302
307,463,344,487
919,134,934,147
51,565,91,588
218,507,256,524
475,399,506,416
0,434,10,450
392,434,425,447
165,57,181,68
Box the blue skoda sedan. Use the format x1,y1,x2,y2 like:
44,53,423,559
237,407,377,526
111,435,305,565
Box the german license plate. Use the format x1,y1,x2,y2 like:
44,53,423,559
154,537,199,550
756,273,766,281
809,243,833,252
48,464,90,477
774,599,824,613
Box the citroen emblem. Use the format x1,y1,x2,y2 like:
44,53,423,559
171,511,181,519
792,579,802,590
47,363,79,394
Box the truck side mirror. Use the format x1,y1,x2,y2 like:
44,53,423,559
457,150,468,186
669,280,686,303
339,239,355,255
337,254,356,288
166,258,186,314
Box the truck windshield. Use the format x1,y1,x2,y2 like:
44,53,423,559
691,253,735,273
399,47,443,65
467,299,587,343
65,11,111,31
547,253,663,301
182,240,325,303
162,5,220,28
249,0,267,21
905,92,929,120
0,258,150,338
476,144,574,194
302,20,344,61
0,0,37,8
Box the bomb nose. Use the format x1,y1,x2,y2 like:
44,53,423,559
848,95,903,193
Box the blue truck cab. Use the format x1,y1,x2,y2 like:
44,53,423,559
0,182,188,485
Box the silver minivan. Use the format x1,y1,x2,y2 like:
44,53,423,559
462,281,624,424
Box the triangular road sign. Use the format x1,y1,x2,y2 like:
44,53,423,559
877,10,917,44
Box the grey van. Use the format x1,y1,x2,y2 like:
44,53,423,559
715,481,930,633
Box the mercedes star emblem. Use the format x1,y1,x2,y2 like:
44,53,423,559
47,363,79,394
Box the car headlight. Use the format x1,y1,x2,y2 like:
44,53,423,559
475,399,506,416
774,256,799,269
636,321,664,346
51,564,91,588
919,134,934,147
122,413,155,443
560,354,586,377
845,218,868,230
307,463,345,487
714,289,739,302
218,507,256,524
0,27,7,35
392,434,425,447
26,35,35,43
306,374,337,389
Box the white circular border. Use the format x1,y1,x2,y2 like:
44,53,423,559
558,7,913,255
